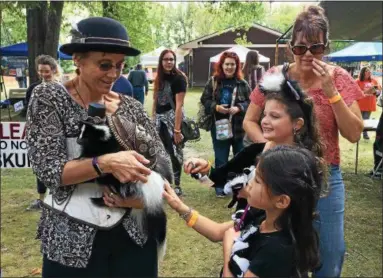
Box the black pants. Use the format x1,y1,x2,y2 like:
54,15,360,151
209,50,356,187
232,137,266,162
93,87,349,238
42,225,158,278
159,122,182,186
37,178,47,194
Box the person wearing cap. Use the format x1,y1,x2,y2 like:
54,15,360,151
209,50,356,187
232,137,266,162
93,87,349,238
25,17,170,277
128,63,149,104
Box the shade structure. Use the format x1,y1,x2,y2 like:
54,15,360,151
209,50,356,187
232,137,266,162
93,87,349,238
325,42,382,62
209,45,270,63
0,42,72,60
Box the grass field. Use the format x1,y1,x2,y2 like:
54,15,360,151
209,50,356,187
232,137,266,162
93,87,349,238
1,88,382,277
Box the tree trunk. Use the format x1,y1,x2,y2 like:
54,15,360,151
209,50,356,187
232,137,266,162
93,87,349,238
26,1,64,85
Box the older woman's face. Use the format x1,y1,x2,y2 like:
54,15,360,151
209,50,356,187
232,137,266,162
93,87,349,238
291,32,326,73
75,52,125,94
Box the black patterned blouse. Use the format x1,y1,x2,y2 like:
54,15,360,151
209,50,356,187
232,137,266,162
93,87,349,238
26,81,170,268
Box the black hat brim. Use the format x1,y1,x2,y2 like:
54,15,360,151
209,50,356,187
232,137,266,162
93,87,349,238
60,43,141,56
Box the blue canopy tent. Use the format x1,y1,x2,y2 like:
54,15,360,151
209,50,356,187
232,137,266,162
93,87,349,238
0,42,72,60
325,42,382,62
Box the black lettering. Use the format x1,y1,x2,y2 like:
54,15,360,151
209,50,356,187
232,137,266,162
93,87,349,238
20,141,28,150
15,153,27,167
0,141,7,150
11,141,19,149
1,153,15,168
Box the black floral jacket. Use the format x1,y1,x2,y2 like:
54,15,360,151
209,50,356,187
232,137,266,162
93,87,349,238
26,81,170,268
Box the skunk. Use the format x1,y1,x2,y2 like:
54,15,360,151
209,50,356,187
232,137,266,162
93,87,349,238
77,103,172,257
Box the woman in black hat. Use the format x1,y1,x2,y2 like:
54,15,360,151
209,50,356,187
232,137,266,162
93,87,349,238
26,17,170,277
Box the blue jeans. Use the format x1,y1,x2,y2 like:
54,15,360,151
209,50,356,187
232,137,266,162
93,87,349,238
211,125,244,194
313,164,345,277
133,87,145,104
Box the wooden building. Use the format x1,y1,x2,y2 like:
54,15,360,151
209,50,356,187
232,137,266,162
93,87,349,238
178,24,290,87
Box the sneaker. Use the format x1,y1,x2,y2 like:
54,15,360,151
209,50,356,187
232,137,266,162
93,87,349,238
216,193,226,198
363,133,370,140
26,199,42,211
174,186,183,197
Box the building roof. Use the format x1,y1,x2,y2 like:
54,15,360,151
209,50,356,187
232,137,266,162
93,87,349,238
178,23,282,50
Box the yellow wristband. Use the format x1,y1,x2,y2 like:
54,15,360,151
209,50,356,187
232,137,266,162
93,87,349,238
328,94,341,104
174,129,181,134
187,210,199,227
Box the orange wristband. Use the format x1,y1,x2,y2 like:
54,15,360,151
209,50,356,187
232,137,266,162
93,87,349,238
187,210,199,227
328,94,341,104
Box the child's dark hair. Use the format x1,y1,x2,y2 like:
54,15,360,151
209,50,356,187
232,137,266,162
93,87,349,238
260,71,328,190
257,145,322,275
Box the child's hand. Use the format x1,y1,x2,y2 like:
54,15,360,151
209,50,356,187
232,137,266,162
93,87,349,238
183,158,210,175
162,181,189,214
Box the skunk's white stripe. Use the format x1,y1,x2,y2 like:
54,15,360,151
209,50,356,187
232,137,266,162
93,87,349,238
93,124,112,141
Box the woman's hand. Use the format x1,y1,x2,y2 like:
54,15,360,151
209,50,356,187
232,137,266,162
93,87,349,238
312,58,337,98
174,131,184,144
103,187,144,209
183,158,210,175
162,181,189,214
228,106,240,115
216,104,230,114
99,150,151,184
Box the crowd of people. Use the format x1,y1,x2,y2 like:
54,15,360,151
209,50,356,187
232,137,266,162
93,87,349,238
21,4,381,278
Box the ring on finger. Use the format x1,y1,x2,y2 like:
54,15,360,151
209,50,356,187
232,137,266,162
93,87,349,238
109,192,114,198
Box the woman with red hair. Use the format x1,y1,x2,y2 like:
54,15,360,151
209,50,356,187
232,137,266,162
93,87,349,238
200,51,251,197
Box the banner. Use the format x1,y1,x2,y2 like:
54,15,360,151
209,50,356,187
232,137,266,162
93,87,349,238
0,122,31,168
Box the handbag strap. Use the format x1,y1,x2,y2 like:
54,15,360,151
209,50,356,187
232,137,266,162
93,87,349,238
228,86,238,122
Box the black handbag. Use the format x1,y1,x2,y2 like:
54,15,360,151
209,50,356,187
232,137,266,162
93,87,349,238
164,83,200,143
197,76,217,131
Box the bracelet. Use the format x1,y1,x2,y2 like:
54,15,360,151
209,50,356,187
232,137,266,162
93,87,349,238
179,207,192,221
187,210,199,227
92,157,103,176
328,93,342,104
174,129,181,134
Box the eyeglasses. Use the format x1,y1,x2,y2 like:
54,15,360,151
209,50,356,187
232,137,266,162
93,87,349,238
162,58,175,62
290,42,328,56
97,61,125,72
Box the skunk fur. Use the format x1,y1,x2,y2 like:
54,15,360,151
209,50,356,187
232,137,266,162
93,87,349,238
77,113,172,257
209,143,265,210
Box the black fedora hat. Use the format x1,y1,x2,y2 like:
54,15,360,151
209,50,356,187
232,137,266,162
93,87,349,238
60,17,140,56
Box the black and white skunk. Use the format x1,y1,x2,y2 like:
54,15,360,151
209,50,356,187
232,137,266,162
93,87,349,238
77,103,172,256
208,143,265,210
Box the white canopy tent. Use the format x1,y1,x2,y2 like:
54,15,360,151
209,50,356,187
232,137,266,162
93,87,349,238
208,45,270,77
140,46,185,67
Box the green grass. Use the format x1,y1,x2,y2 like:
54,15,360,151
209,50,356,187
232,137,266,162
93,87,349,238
1,89,382,277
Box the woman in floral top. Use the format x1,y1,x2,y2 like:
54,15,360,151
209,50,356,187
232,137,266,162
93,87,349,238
26,17,170,277
242,6,364,278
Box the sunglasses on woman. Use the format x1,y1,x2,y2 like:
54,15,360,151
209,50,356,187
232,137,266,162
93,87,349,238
97,61,125,72
290,42,328,55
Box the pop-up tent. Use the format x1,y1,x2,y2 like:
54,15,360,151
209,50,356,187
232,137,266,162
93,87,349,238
208,45,270,77
0,42,72,60
209,45,270,64
325,42,382,62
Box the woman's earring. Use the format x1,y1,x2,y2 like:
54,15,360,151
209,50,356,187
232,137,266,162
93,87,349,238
293,127,297,135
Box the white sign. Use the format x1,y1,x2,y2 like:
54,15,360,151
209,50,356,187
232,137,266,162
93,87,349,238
13,100,24,112
0,122,31,168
